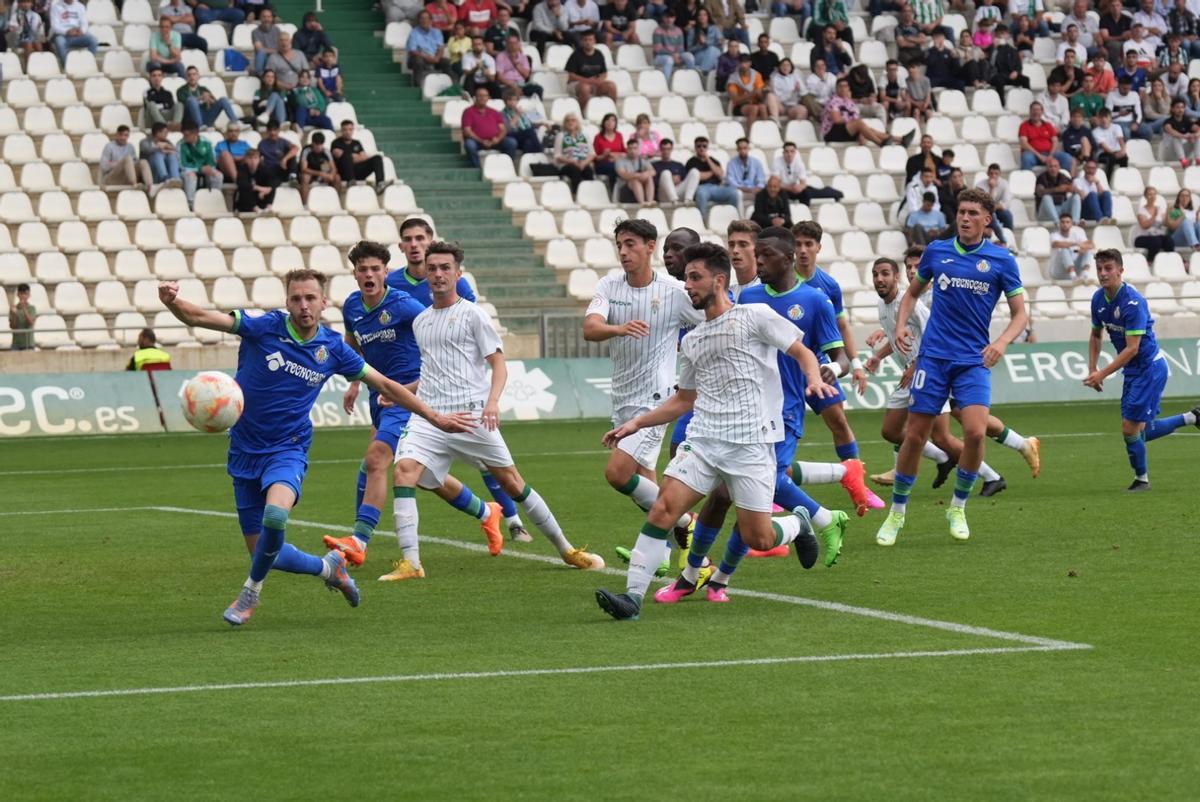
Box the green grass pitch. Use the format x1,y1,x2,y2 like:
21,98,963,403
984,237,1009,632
1,401,1197,801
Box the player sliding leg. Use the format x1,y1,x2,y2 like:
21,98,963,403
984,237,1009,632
875,191,1029,546
1083,249,1200,491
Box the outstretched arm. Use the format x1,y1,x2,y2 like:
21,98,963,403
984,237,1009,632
602,390,695,447
158,281,237,332
361,368,476,433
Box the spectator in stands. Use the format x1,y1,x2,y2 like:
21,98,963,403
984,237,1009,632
751,175,791,228
939,167,967,221
988,25,1028,93
601,0,639,47
1143,79,1173,137
811,0,852,45
565,0,600,36
253,69,288,126
235,148,276,213
653,9,693,82
566,30,616,111
291,70,333,131
298,131,341,203
1086,53,1115,98
847,64,884,121
1075,158,1115,224
1049,212,1095,281
644,0,668,23
5,0,44,56
47,0,96,65
1020,102,1072,171
553,113,596,191
178,66,239,129
316,49,344,102
1164,60,1188,101
1161,98,1200,165
501,88,546,156
1168,0,1200,58
688,136,740,217
144,68,184,129
976,162,1014,241
461,34,500,96
251,7,280,76
140,122,184,193
1108,75,1148,141
160,1,208,53
1134,186,1175,261
146,15,187,78
592,112,624,183
810,23,852,76
124,328,172,370
496,33,542,98
750,33,779,80
1097,1,1133,66
1038,79,1071,130
268,33,308,91
823,78,902,148
99,125,151,188
935,148,955,183
1187,78,1200,119
240,0,273,24
686,7,722,77
460,0,499,35
903,191,947,246
215,122,249,181
1061,107,1095,166
905,166,941,215
771,58,808,120
1048,50,1084,96
707,0,748,46
894,6,926,66
294,12,334,68
407,11,450,88
1010,0,1051,38
1115,50,1148,93
1133,0,1168,49
924,29,962,91
1168,188,1200,249
614,137,657,205
8,283,36,351
1072,73,1106,124
1056,23,1087,67
1036,157,1081,224
653,138,700,204
484,6,518,54
189,1,246,28
1062,0,1099,57
904,134,938,183
1092,108,1129,178
905,63,932,125
447,21,472,77
530,0,572,52
716,38,741,88
726,136,766,205
728,54,779,128
179,123,223,210
879,60,912,121
426,0,458,32
631,114,661,157
258,119,299,184
773,140,842,204
461,86,517,168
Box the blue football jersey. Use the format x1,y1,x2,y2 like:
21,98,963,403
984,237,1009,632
915,237,1024,364
738,282,844,421
1091,283,1160,375
343,287,426,385
385,266,477,307
229,310,367,454
798,267,846,319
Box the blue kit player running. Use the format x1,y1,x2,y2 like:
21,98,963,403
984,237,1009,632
340,218,529,542
1085,249,1199,491
157,272,474,626
876,188,1029,546
325,241,510,579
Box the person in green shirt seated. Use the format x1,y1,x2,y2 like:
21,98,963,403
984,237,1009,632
1070,73,1106,125
179,123,225,209
289,70,333,130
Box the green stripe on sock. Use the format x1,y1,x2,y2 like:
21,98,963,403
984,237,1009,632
353,521,374,539
791,463,803,484
954,474,976,494
616,475,640,495
466,496,485,518
393,486,416,499
772,520,784,548
1123,433,1142,444
514,485,532,503
893,443,901,453
992,426,1010,444
359,458,368,472
640,522,670,540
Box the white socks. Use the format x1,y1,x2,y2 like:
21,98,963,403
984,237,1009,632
394,494,421,569
998,428,1026,450
627,533,671,599
978,462,1001,481
811,507,833,530
1183,411,1197,426
244,578,263,593
625,475,690,528
773,515,802,545
922,442,951,463
792,461,846,484
518,487,572,554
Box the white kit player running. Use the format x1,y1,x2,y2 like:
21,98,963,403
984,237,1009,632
595,243,838,621
392,241,603,571
584,219,704,543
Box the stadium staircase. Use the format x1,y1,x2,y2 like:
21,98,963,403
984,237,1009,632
281,0,576,336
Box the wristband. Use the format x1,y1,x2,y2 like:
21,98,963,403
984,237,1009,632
851,357,864,371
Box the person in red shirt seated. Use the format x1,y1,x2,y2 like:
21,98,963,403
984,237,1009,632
460,85,517,167
458,0,498,35
1019,101,1074,171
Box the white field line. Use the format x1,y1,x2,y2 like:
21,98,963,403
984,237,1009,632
0,646,1074,703
1,429,1189,477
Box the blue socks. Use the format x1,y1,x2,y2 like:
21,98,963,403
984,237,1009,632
1145,414,1186,442
717,529,750,579
353,503,381,544
952,467,978,507
271,543,325,576
774,470,821,517
892,471,916,511
835,441,860,460
448,485,489,521
1124,432,1148,477
355,459,367,511
481,472,518,518
250,504,288,582
687,522,721,570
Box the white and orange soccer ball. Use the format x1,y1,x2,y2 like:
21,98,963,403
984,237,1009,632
180,371,244,433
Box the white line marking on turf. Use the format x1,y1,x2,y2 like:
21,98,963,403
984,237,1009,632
0,506,160,516
0,646,1079,703
151,506,1093,652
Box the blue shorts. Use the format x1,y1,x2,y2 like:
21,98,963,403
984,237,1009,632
774,426,801,472
370,395,413,453
1121,356,1169,423
909,356,991,415
803,375,846,415
670,409,694,447
228,448,308,535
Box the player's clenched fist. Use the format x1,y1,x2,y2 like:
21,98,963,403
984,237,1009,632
158,281,180,306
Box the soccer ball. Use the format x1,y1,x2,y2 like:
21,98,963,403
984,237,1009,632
181,371,244,433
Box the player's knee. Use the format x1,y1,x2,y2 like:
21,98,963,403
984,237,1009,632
262,504,289,530
491,467,523,496
881,420,904,444
960,427,986,449
1121,420,1142,438
646,496,677,528
741,526,774,551
604,460,633,490
364,444,392,473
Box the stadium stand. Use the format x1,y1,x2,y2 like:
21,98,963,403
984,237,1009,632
4,0,1200,358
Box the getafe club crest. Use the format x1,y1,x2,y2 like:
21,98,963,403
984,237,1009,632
379,310,392,325
314,345,329,364
937,273,951,292
976,259,991,273
787,304,804,320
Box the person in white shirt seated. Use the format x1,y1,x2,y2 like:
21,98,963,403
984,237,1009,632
771,141,843,205
1048,212,1095,281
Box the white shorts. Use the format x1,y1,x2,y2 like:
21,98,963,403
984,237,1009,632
396,415,514,490
613,406,666,470
887,386,951,414
664,437,775,513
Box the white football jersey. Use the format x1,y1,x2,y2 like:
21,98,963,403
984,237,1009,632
586,272,703,414
677,304,800,445
413,298,502,414
877,292,931,368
